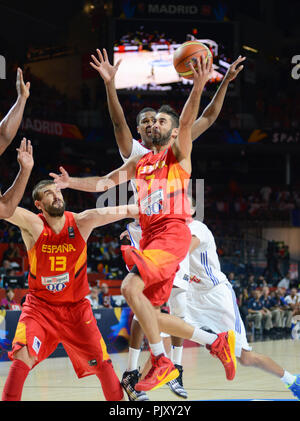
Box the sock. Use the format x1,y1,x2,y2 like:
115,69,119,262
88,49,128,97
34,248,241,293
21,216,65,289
170,346,183,366
96,360,124,401
127,347,141,372
149,341,166,357
191,327,218,346
2,359,30,401
280,370,296,386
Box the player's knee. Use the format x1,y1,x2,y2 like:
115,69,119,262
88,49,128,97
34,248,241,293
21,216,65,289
238,350,257,367
14,346,35,369
169,289,186,319
121,274,143,303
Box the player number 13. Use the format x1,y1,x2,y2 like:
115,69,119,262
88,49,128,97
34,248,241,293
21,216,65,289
49,256,67,271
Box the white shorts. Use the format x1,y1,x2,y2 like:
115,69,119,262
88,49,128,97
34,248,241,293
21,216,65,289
185,281,251,357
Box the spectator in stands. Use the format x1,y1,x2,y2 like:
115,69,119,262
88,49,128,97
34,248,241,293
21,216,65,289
2,242,21,265
246,289,264,337
0,259,12,276
247,274,258,294
260,286,282,339
238,287,250,324
86,286,101,310
285,288,300,316
0,287,21,310
98,283,115,308
278,271,292,290
270,287,293,338
257,275,268,288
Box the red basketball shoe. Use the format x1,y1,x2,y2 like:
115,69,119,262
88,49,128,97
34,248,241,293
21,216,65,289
135,353,179,392
207,330,237,380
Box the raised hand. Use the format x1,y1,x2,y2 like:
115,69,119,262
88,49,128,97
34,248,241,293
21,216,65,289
49,166,70,189
189,54,213,87
224,56,246,82
16,68,30,99
120,229,130,241
90,48,121,84
17,138,33,171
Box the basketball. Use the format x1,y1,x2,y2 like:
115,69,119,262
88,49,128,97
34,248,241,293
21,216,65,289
173,40,213,79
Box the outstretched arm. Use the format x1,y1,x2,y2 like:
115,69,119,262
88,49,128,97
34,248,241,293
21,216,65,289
174,56,212,161
0,138,33,219
75,204,139,241
0,68,30,155
49,154,141,193
90,49,133,158
191,56,246,140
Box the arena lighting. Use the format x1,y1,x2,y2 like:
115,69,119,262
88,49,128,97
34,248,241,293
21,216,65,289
242,45,258,53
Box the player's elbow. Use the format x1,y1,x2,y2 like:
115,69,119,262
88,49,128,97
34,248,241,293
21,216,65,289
179,115,193,128
0,202,15,219
0,133,11,155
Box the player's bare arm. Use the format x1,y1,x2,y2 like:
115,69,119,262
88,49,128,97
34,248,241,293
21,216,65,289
74,204,139,242
0,138,33,219
5,206,44,251
191,56,246,140
172,56,212,172
50,154,142,192
0,68,30,155
90,48,133,158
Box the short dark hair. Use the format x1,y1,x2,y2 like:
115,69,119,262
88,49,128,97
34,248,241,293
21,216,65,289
136,107,156,125
157,104,179,128
32,180,55,201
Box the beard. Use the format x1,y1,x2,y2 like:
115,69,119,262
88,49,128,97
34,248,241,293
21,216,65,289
151,128,172,146
44,200,66,217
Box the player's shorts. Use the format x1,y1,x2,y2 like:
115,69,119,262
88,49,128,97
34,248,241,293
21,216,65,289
126,221,190,291
185,281,251,357
9,293,111,378
121,221,191,307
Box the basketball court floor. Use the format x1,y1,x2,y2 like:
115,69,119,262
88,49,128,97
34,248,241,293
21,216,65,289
0,339,299,401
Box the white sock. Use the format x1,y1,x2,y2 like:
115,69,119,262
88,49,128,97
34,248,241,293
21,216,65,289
127,347,141,372
170,345,183,366
191,327,218,346
149,341,166,357
280,370,296,386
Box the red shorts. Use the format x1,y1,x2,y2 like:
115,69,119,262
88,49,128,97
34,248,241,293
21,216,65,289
9,294,111,378
121,220,191,306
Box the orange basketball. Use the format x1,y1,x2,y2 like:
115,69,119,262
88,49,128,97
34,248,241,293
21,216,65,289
173,41,213,80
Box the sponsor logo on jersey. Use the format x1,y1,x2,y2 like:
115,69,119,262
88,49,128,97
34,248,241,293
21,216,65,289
32,336,42,354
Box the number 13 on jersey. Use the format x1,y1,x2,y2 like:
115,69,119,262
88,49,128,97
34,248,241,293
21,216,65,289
49,256,67,271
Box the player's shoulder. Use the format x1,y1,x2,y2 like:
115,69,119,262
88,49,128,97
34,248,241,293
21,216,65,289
132,138,150,155
189,219,209,231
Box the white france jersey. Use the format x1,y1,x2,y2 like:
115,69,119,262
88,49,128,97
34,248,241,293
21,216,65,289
120,139,150,202
189,219,227,291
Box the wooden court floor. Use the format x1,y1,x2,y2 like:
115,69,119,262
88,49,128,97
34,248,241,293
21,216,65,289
0,339,299,401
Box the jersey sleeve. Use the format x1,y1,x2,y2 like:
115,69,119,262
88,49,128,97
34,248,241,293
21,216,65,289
120,139,149,163
188,220,212,252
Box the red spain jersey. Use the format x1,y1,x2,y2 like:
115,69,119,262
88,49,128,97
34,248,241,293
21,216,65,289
136,145,191,232
27,211,89,304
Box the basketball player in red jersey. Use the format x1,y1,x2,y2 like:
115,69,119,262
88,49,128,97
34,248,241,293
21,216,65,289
1,180,138,401
89,48,245,399
50,57,237,391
